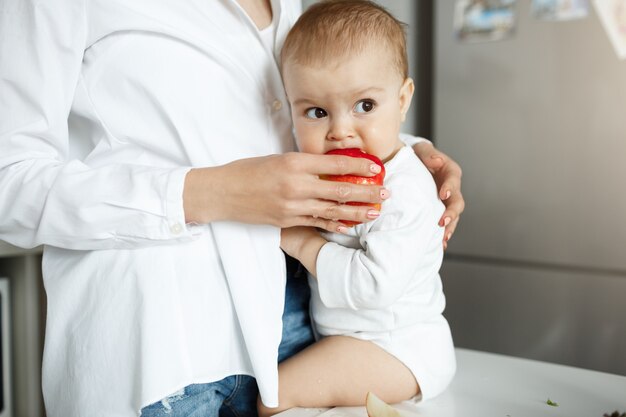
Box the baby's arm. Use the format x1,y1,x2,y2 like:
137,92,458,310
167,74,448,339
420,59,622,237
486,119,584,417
272,227,420,416
279,226,327,276
257,335,418,417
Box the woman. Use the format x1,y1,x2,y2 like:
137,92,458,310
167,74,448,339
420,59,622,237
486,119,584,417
0,0,464,416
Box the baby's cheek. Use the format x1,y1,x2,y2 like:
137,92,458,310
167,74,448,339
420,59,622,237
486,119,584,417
363,125,400,159
296,137,324,155
296,133,323,154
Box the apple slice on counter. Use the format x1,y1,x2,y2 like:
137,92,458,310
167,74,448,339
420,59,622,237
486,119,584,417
365,392,401,417
320,148,386,226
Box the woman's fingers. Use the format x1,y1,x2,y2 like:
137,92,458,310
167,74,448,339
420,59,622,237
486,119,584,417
314,179,388,204
436,160,462,202
297,152,382,177
413,142,442,172
302,216,348,234
418,150,462,202
442,216,460,250
436,164,464,245
412,143,465,245
438,188,465,224
437,173,464,222
289,200,381,232
279,153,388,204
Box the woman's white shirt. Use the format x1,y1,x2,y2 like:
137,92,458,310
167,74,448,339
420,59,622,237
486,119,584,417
0,0,301,416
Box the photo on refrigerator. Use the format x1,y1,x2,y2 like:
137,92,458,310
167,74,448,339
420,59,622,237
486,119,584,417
531,0,590,21
454,0,518,42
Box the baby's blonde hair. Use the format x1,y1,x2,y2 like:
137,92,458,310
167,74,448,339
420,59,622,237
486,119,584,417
281,0,409,79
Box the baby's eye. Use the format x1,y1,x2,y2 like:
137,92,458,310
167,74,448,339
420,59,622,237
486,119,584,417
354,100,375,113
305,107,328,119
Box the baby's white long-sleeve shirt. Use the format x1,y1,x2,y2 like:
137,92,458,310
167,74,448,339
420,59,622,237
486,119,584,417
310,145,456,400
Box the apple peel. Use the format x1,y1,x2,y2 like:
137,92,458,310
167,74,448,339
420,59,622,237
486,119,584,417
365,392,402,417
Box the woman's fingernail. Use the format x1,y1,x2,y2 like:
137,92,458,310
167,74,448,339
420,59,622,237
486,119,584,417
443,217,451,227
442,190,451,200
337,226,349,234
370,164,381,174
446,232,452,242
367,210,380,219
380,189,390,199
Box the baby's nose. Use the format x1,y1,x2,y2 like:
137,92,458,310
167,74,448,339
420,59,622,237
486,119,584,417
327,116,355,141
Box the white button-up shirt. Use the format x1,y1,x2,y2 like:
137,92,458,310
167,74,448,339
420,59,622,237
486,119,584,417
0,0,301,416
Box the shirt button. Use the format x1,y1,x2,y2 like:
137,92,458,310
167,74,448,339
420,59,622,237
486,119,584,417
272,99,283,111
170,223,183,235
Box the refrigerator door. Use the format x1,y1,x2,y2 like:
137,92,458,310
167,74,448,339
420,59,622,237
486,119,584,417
433,0,626,375
434,0,626,271
441,260,626,375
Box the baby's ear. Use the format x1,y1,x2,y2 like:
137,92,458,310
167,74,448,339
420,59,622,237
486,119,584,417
399,78,415,122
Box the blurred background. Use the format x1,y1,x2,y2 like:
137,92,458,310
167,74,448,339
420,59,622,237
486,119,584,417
308,0,626,376
431,0,626,377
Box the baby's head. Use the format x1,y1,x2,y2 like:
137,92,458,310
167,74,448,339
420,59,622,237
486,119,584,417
281,0,414,162
281,0,409,81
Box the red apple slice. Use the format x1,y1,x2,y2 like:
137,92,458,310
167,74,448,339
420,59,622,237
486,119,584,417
365,392,402,417
320,148,386,226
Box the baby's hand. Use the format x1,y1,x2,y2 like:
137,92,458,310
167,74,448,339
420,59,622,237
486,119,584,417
280,227,327,276
280,226,316,257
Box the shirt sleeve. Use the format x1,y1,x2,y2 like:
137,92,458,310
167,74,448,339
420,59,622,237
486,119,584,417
315,173,444,310
0,0,197,250
400,132,432,148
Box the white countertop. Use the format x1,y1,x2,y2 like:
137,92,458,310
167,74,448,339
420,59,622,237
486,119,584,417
277,348,626,417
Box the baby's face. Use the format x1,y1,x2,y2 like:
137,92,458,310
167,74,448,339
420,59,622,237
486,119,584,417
283,44,413,162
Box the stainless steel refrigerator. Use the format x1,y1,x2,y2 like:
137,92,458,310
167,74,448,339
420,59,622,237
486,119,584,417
431,0,626,375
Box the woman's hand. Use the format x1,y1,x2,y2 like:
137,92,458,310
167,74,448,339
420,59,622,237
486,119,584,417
413,142,465,249
183,152,388,233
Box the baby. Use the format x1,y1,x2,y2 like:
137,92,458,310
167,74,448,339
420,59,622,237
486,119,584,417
259,1,456,415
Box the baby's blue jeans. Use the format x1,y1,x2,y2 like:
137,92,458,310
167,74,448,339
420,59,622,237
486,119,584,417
140,255,314,417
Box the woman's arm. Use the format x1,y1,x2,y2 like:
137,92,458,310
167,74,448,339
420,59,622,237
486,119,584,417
0,0,206,250
0,0,387,250
184,153,388,234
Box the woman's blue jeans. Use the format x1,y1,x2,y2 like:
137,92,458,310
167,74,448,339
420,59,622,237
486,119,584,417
140,255,314,417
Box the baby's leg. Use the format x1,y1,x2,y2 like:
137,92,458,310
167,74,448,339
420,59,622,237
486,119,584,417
257,335,419,417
